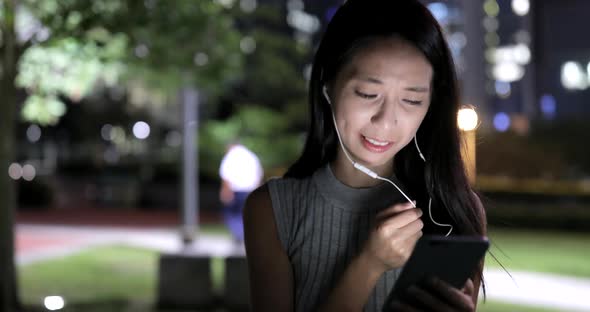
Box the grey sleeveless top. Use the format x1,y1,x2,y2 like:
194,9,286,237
267,164,407,312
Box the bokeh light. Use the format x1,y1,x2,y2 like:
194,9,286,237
134,44,149,58
495,80,512,98
561,61,587,90
512,0,530,16
240,0,257,13
484,0,500,17
493,62,525,82
240,36,256,54
427,2,449,24
165,131,182,147
215,0,236,9
26,124,42,143
493,112,511,132
22,164,36,181
101,124,113,141
513,44,531,65
133,121,150,140
44,296,65,311
540,94,557,119
8,163,23,180
194,52,209,67
457,107,479,131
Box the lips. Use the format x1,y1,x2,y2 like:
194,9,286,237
361,135,394,153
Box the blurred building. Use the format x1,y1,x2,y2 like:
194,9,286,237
295,0,590,133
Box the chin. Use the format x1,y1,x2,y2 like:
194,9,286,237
354,151,395,169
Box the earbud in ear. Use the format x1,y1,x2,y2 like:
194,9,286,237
322,86,331,105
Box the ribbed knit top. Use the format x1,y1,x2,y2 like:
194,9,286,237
267,164,408,312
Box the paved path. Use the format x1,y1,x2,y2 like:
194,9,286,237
16,224,590,311
483,269,590,311
16,224,242,265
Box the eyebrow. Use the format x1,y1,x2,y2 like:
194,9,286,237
404,86,430,93
354,76,430,93
355,76,384,84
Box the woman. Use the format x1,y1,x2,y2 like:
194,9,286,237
244,0,487,311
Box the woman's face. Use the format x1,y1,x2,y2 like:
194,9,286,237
328,36,433,169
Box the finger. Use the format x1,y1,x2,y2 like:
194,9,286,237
406,285,455,312
392,227,424,265
403,225,424,245
395,219,424,240
376,201,416,220
380,209,423,230
427,278,475,311
462,278,475,296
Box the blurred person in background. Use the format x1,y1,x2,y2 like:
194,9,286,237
219,142,263,246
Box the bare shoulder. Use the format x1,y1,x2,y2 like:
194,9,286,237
244,183,273,227
243,182,294,311
246,183,272,209
470,190,487,234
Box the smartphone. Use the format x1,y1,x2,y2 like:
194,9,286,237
382,235,489,311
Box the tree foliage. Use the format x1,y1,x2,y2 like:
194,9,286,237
10,0,245,125
200,3,311,178
0,1,245,309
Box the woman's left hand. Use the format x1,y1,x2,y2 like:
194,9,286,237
390,278,476,312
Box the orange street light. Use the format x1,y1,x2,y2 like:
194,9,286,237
458,107,479,185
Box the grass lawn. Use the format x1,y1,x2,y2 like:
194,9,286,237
485,228,590,277
477,300,563,312
19,245,157,311
18,227,588,311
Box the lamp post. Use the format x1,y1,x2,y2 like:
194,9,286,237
457,107,479,185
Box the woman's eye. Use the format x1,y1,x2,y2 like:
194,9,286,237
355,90,377,99
403,99,423,105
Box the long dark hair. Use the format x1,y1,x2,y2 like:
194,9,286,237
284,0,487,291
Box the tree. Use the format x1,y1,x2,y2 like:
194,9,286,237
200,3,312,178
1,1,244,309
1,2,21,310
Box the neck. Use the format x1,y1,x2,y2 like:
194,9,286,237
331,149,394,188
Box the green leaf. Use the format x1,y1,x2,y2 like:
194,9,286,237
21,94,66,126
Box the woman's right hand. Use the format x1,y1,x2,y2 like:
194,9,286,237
361,201,424,275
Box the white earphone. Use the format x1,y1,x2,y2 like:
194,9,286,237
322,85,453,236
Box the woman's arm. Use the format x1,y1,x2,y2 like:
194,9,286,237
317,252,385,312
243,184,294,312
219,179,234,205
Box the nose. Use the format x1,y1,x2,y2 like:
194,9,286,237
370,97,398,130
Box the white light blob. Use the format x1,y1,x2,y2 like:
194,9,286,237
561,61,587,90
101,124,113,141
22,164,36,181
493,62,525,82
240,36,256,54
44,296,65,311
133,121,151,140
458,107,479,131
194,52,209,66
26,124,42,143
512,0,530,16
8,163,23,180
